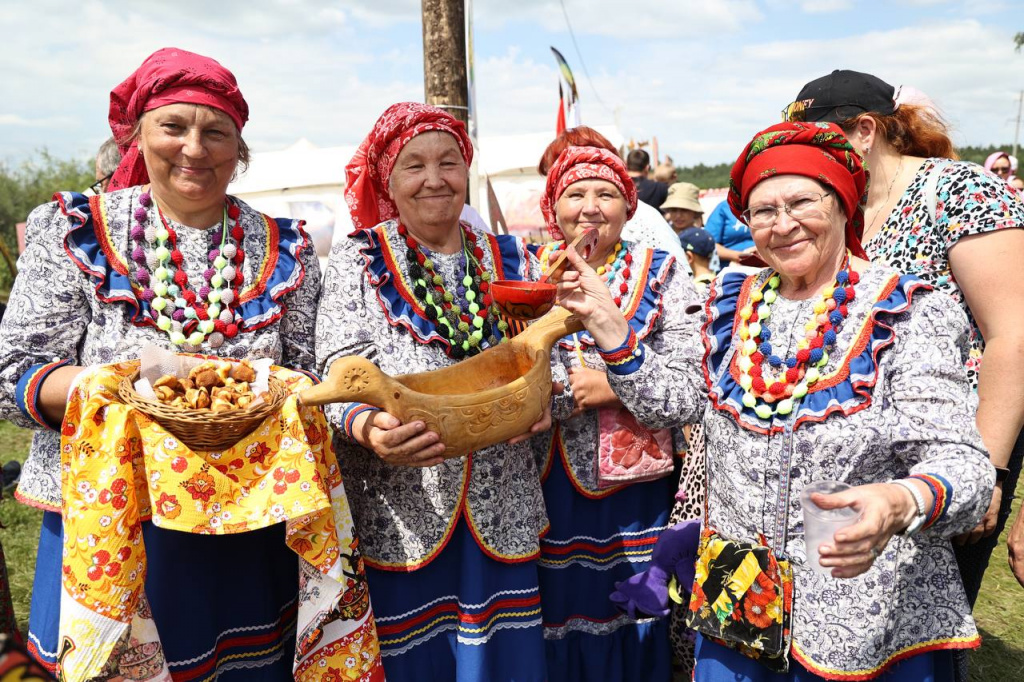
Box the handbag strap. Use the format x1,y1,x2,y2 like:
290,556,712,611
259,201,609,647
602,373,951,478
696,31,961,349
704,270,803,557
923,159,952,226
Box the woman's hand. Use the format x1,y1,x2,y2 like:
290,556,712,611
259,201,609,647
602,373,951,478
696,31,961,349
813,481,923,579
1008,507,1024,588
352,410,446,467
955,483,1002,545
555,246,629,350
39,365,85,427
508,381,563,444
568,366,621,417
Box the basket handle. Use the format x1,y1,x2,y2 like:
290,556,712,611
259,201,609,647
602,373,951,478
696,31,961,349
298,356,400,409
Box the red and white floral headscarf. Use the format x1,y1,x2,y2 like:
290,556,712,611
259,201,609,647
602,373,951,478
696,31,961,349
344,102,474,232
108,47,249,191
540,146,637,239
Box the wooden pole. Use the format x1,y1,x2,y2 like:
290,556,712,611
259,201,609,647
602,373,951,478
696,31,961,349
422,0,469,125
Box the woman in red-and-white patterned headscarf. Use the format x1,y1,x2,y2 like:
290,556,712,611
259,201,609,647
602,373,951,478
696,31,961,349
316,102,553,681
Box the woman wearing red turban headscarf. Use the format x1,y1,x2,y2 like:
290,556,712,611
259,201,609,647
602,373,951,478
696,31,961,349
528,146,705,682
576,121,994,682
315,102,553,681
0,48,385,680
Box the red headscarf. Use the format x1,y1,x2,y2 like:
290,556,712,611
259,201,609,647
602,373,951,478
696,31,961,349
541,146,638,239
108,47,249,191
728,121,868,259
344,102,474,232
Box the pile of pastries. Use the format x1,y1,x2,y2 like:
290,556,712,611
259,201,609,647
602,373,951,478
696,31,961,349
151,360,266,412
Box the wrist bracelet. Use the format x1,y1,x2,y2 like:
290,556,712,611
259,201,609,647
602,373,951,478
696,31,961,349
890,479,927,536
994,466,1010,483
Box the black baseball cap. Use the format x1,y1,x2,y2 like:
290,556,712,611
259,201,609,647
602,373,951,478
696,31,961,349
783,70,896,123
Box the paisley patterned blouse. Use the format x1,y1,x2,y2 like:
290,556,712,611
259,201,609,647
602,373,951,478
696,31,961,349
864,159,1024,389
315,219,549,569
692,265,994,678
0,187,320,511
535,241,706,494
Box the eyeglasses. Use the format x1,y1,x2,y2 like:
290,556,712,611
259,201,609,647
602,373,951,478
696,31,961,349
88,172,114,194
991,164,1011,176
741,192,833,230
781,100,864,123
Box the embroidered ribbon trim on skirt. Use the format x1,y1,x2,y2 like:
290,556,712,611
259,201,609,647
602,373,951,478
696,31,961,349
57,361,384,682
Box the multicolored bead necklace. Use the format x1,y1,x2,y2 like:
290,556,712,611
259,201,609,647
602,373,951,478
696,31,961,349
736,255,859,419
130,189,245,350
401,223,507,359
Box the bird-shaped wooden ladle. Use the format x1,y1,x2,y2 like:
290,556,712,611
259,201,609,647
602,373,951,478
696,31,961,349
299,306,584,458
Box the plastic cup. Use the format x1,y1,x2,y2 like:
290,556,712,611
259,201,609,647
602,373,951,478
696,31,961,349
801,480,862,576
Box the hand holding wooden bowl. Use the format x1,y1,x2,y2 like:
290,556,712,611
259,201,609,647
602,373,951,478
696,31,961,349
490,227,599,321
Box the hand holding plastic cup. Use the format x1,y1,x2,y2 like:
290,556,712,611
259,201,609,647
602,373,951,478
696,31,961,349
801,480,862,576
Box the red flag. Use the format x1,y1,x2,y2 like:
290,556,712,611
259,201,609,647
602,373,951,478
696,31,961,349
556,97,567,135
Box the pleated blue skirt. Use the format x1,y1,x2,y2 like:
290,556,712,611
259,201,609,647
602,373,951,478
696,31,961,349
694,634,956,682
28,511,298,681
367,518,546,682
538,452,675,682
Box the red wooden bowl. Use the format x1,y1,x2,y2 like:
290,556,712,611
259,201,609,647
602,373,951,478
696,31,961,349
490,280,556,321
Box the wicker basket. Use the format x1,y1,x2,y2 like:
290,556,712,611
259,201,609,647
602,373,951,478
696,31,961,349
117,371,289,451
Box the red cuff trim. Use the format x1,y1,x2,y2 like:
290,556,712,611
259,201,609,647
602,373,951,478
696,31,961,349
15,359,72,431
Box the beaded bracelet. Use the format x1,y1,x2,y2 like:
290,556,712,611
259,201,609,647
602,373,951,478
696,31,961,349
598,327,645,375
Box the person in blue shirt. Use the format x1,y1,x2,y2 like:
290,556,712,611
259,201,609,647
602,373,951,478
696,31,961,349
703,199,756,265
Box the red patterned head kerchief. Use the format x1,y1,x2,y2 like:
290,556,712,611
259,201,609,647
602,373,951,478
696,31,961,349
108,47,249,191
344,102,474,232
541,146,638,239
728,121,868,259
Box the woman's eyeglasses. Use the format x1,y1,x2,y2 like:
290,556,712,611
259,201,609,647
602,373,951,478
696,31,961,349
741,192,833,230
88,172,114,194
991,164,1011,176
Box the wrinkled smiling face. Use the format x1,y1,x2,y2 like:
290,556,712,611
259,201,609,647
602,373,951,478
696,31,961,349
747,174,846,281
138,103,240,208
555,179,628,262
388,131,468,233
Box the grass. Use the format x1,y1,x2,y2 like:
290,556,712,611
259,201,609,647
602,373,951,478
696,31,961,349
1,420,1022,677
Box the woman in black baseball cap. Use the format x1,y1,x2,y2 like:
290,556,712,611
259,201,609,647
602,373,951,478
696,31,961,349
787,69,1024,680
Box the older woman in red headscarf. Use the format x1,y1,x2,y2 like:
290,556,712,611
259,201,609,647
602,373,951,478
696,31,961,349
529,146,705,682
315,102,552,681
0,48,373,680
563,122,994,681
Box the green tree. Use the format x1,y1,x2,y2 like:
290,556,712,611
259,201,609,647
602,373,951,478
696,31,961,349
1015,32,1023,52
675,162,733,190
0,151,93,294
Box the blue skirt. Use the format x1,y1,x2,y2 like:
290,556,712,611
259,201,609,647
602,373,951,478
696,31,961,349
538,452,675,682
694,635,955,682
367,518,546,682
29,511,298,681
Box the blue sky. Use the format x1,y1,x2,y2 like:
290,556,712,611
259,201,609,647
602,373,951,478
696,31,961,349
1,0,1021,168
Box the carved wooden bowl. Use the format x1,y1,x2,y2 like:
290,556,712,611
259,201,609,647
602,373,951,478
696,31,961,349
300,307,583,458
491,227,599,322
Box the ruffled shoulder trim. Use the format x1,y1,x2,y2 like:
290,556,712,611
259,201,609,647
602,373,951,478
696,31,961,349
555,243,676,350
59,190,309,334
703,267,931,434
351,220,531,350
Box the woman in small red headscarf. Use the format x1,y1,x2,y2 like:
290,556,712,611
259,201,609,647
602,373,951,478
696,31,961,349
315,102,552,681
583,122,994,681
529,146,705,681
0,48,385,680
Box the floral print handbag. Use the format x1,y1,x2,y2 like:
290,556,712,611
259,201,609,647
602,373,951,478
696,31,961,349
685,528,794,672
596,406,675,489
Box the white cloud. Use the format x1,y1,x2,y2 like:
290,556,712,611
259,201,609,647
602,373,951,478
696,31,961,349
800,0,853,12
0,1,1021,172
